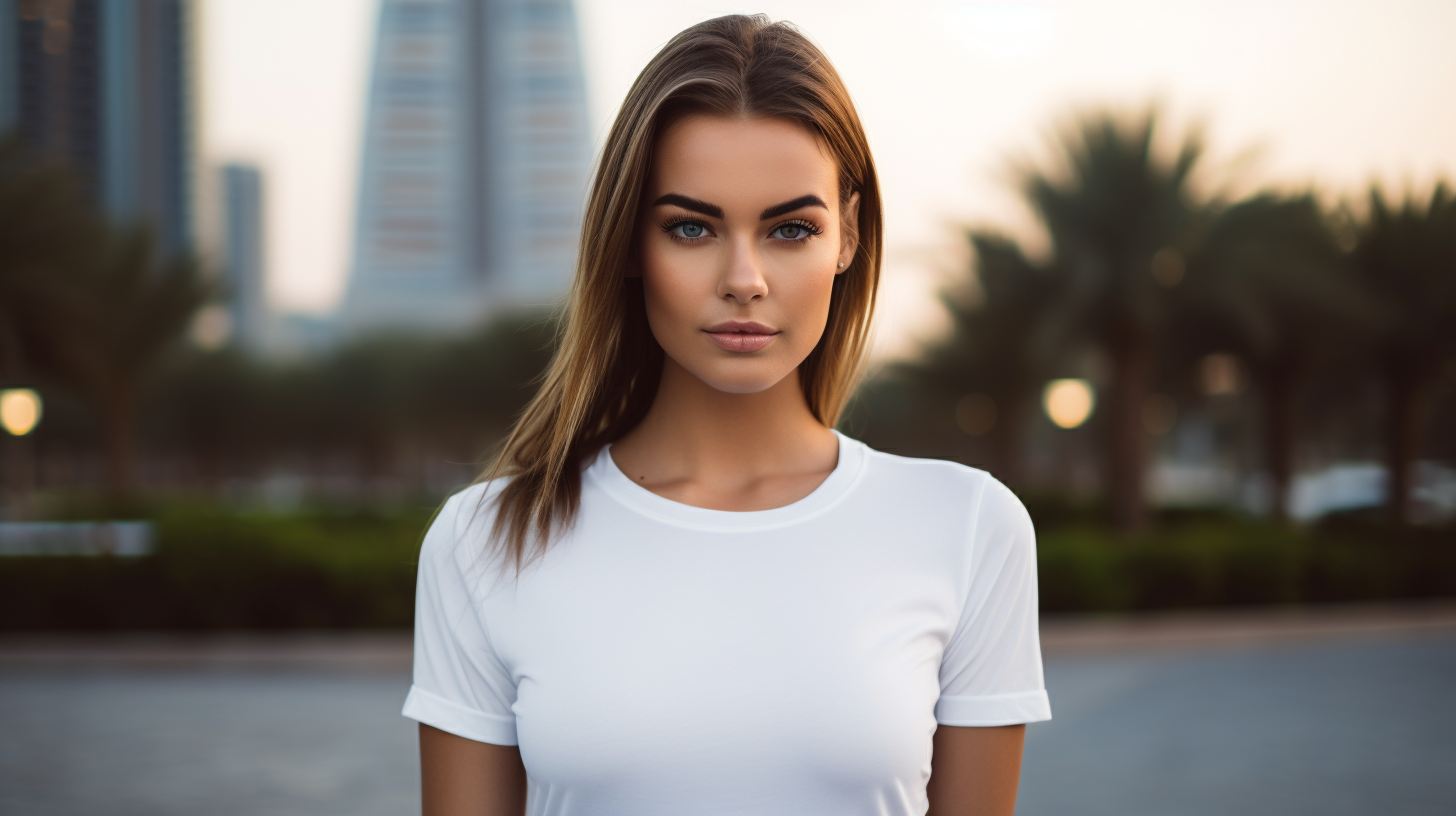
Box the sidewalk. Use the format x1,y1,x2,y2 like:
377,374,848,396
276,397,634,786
1039,597,1456,654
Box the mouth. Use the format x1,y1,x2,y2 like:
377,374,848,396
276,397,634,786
704,321,779,353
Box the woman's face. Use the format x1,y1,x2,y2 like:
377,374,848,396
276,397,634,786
638,115,859,394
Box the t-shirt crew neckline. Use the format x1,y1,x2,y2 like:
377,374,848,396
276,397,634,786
588,429,867,532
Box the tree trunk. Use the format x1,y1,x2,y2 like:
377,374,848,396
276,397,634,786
1384,372,1426,526
1107,328,1151,532
1262,364,1299,524
0,317,37,517
0,317,25,383
102,388,137,504
989,390,1027,489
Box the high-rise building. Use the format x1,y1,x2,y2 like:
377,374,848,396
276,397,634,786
219,162,266,352
337,0,592,337
0,0,195,255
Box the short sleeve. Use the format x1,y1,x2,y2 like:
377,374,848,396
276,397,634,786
935,475,1052,726
401,489,520,745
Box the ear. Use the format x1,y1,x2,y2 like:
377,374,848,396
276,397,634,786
836,191,861,274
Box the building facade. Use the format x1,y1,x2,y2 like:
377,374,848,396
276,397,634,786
219,162,266,352
337,0,592,337
0,0,195,255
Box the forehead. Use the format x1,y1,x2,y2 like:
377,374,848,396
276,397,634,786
648,115,837,203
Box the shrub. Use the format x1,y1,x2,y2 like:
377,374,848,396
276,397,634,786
1038,519,1456,613
0,505,434,630
2,505,1452,630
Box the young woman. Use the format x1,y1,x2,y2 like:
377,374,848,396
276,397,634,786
403,15,1050,816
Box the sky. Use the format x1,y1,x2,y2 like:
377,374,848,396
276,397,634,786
199,0,1456,358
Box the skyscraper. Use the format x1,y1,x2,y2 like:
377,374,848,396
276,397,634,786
337,0,592,337
219,162,266,352
0,0,195,255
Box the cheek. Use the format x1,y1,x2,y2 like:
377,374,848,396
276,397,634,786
772,256,839,332
639,242,706,335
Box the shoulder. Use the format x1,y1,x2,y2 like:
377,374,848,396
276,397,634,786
854,441,1034,543
418,479,511,575
856,443,1025,513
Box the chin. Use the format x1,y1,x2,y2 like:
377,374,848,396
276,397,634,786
687,360,798,395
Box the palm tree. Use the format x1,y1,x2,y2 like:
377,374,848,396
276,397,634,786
1350,184,1456,524
52,227,213,498
1020,109,1212,530
0,135,100,386
899,233,1059,487
1187,193,1371,521
2,136,212,500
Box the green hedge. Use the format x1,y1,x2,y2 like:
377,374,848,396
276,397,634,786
2,508,1453,630
1039,518,1456,612
0,506,433,630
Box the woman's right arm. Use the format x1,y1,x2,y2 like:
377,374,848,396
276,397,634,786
420,724,527,816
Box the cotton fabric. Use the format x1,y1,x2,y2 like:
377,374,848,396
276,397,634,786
403,431,1050,815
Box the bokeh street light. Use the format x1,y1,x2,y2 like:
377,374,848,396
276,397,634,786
1,388,43,436
1142,394,1178,435
1043,379,1094,429
956,393,998,436
1199,353,1243,395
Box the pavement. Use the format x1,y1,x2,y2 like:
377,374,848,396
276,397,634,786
2,602,1454,815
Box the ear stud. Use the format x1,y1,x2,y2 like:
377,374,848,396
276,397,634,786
837,262,845,268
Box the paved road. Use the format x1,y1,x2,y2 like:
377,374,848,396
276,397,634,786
0,670,418,816
2,624,1453,815
1021,633,1456,816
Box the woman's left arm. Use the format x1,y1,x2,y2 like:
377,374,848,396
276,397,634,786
926,724,1026,816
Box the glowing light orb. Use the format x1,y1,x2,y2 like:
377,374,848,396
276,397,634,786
956,393,997,436
1199,353,1242,395
1043,379,1094,429
1142,394,1177,435
0,388,43,436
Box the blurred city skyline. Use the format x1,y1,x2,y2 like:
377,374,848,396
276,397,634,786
200,0,1456,357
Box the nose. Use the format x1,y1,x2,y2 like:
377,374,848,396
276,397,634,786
717,234,768,305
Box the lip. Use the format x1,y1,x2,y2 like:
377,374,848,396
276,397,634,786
704,321,779,353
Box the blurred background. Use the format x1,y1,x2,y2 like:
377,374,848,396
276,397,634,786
1,1,1454,814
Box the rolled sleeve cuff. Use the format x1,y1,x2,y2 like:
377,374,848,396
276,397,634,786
935,689,1052,726
402,684,518,746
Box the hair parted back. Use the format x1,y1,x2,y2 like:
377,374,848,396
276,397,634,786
477,14,882,567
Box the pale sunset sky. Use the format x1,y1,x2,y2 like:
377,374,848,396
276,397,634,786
198,0,1456,358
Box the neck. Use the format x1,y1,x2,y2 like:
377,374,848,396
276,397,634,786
612,356,838,484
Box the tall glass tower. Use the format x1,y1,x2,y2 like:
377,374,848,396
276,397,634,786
219,163,266,352
0,0,195,256
338,0,592,337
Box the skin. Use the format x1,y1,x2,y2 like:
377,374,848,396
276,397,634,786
421,115,1026,816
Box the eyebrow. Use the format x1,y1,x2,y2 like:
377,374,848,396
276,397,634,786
650,193,829,221
759,194,828,220
651,194,722,219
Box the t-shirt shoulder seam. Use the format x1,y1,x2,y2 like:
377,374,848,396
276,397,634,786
950,472,993,638
437,487,514,678
859,446,994,481
447,480,512,549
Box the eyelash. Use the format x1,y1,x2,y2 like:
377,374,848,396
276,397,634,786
770,219,823,242
658,217,824,244
660,217,710,243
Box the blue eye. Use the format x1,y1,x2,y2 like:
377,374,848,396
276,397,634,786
668,221,707,240
771,221,820,241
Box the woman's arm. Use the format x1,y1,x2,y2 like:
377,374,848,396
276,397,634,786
926,724,1026,816
420,724,527,816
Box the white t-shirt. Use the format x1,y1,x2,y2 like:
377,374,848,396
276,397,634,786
402,431,1051,816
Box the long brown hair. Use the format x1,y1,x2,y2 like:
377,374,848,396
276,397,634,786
478,14,883,567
